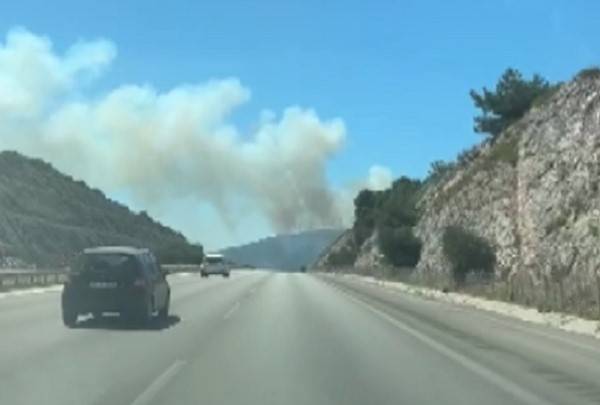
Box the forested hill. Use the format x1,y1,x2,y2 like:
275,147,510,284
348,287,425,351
0,151,202,266
221,229,344,271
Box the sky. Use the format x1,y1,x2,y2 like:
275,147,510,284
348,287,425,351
0,0,598,249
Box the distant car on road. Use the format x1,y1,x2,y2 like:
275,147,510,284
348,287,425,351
61,246,170,327
201,253,230,278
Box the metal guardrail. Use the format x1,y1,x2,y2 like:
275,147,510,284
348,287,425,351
0,269,69,290
0,264,202,291
162,264,201,273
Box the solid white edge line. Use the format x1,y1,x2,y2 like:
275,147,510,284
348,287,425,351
337,274,600,356
470,309,600,356
332,283,555,405
130,360,186,405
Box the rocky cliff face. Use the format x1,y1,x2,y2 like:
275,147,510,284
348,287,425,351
313,229,355,268
318,72,600,312
313,228,388,271
353,229,388,268
416,73,600,305
415,131,520,284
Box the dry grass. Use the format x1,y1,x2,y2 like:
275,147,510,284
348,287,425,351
341,266,600,321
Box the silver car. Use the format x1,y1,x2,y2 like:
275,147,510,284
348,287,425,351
200,253,230,278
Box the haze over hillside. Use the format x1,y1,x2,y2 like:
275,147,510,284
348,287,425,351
0,151,202,266
220,229,344,271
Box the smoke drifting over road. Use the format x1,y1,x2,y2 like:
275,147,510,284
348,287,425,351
0,28,390,239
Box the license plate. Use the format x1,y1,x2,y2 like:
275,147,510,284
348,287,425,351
89,281,117,289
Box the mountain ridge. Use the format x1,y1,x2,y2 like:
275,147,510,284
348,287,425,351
221,228,344,271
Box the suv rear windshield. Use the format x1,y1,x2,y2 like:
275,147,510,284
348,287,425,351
73,254,139,276
206,256,224,264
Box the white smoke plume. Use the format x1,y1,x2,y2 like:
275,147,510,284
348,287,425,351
0,28,367,239
366,165,393,191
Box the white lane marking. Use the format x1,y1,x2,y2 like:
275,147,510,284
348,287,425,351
473,312,600,356
336,286,555,405
169,272,195,277
341,277,600,356
131,360,186,405
223,302,240,320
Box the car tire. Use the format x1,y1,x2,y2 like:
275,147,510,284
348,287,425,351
128,299,152,327
62,306,78,328
223,273,230,278
158,294,170,321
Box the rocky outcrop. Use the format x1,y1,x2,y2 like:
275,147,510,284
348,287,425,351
314,228,388,271
353,229,388,268
312,229,356,269
416,73,600,307
415,132,520,284
318,72,600,313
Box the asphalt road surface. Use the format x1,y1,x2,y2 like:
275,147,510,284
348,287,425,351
1,271,600,405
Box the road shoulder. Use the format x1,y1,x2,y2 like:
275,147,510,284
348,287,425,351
318,272,600,340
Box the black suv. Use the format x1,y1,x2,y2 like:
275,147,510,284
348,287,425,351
61,246,171,327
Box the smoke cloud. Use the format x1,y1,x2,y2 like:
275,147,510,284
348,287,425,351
366,165,393,191
0,28,391,242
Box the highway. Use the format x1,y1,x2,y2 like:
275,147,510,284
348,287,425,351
1,271,600,405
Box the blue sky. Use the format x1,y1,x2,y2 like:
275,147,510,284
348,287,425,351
0,0,599,248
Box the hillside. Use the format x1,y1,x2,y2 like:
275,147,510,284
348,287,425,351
221,229,344,271
316,69,600,317
0,151,202,266
414,71,600,308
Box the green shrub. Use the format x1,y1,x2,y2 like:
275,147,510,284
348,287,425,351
353,224,375,248
545,215,567,235
353,189,378,246
427,160,456,184
531,84,561,108
378,226,422,267
470,68,556,138
327,246,357,267
457,146,479,166
375,177,422,228
352,177,423,251
442,226,496,285
576,67,600,80
488,136,519,167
